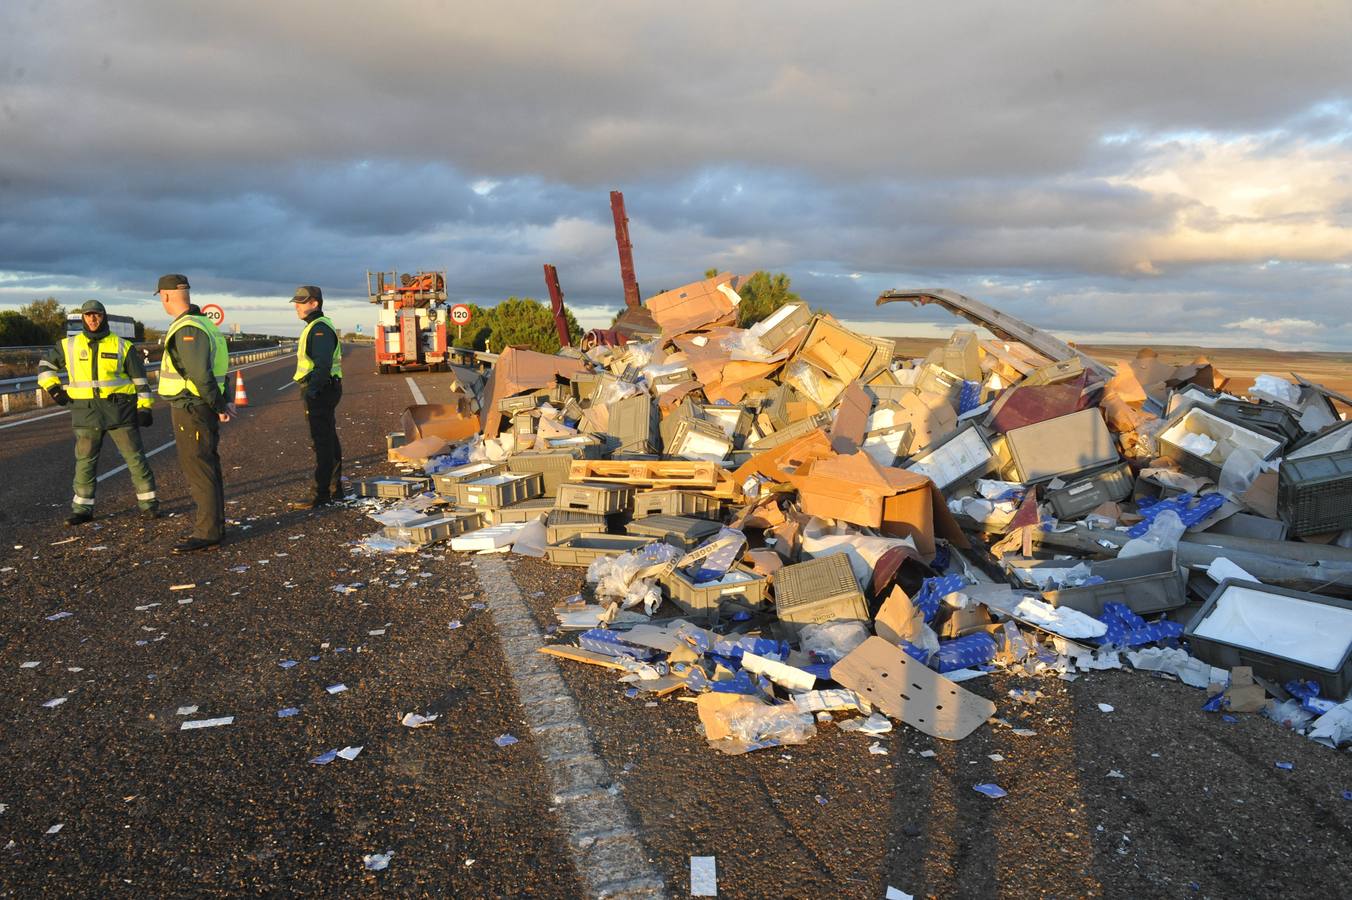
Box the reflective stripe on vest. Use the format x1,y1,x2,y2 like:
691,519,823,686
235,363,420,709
293,315,343,382
63,333,134,400
159,314,229,397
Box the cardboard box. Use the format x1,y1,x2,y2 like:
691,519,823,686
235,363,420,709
792,316,879,385
644,273,743,336
479,346,588,438
400,398,479,443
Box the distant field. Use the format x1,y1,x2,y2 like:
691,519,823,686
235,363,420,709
890,336,1352,399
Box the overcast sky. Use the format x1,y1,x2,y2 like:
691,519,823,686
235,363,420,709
2,1,1350,347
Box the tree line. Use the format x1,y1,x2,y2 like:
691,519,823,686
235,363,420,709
0,298,150,345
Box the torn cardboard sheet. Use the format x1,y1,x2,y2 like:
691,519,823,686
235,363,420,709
830,637,995,740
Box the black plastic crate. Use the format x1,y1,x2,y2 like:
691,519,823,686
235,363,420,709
1278,448,1352,536
1214,398,1302,445
1045,461,1134,519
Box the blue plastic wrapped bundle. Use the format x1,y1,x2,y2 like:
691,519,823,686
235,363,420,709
674,622,713,655
934,633,998,672
578,628,664,661
899,640,932,665
1128,493,1226,537
685,667,769,696
912,574,969,623
958,380,982,414
1091,602,1184,647
710,636,790,672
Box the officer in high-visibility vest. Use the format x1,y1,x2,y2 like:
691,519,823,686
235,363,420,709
155,274,234,552
36,300,160,526
287,285,344,508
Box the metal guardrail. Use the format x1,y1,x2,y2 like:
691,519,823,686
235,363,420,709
0,342,296,415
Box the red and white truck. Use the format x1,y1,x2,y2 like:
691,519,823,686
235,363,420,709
367,270,451,373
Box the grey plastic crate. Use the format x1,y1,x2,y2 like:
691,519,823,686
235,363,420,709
1045,461,1134,519
659,398,701,448
354,476,431,499
1021,358,1084,387
1278,448,1352,536
382,511,484,545
903,424,993,490
773,554,867,637
914,364,963,404
632,489,723,520
493,497,555,525
666,416,733,461
432,462,507,496
626,514,722,551
761,384,798,431
546,510,610,545
508,448,590,496
1157,407,1283,483
701,404,754,447
545,534,654,567
1029,550,1185,617
661,567,768,619
609,394,661,454
1003,408,1118,483
1214,399,1302,445
511,412,537,440
498,393,541,415
748,412,831,450
453,472,545,509
555,481,635,514
1184,579,1352,698
753,301,811,353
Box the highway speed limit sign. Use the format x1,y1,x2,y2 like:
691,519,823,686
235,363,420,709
200,303,225,326
449,304,473,326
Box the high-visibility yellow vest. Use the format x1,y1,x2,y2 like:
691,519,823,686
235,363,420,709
158,314,228,398
43,332,153,410
293,315,343,382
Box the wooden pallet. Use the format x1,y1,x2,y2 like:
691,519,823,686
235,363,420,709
568,459,720,488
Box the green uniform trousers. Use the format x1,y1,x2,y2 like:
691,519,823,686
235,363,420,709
170,404,225,542
72,425,158,513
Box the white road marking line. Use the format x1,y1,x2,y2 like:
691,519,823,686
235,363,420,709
97,440,175,482
405,376,426,406
0,410,68,430
470,555,666,899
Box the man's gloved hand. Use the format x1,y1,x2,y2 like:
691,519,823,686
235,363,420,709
137,408,153,428
48,385,70,406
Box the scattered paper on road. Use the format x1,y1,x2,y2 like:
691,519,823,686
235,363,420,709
180,717,234,730
402,713,439,728
363,851,392,871
690,855,718,896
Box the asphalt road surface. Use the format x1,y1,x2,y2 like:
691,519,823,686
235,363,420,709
1,347,1349,898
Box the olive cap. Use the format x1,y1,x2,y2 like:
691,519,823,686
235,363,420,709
291,285,323,303
156,274,190,293
79,300,107,315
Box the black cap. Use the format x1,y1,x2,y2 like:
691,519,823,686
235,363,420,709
79,300,107,315
291,285,323,303
156,274,190,293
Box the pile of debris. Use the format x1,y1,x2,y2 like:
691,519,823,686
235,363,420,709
353,275,1352,754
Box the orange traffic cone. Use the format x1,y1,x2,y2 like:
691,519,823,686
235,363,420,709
233,371,249,407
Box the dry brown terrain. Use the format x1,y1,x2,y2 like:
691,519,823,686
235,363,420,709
891,337,1352,400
